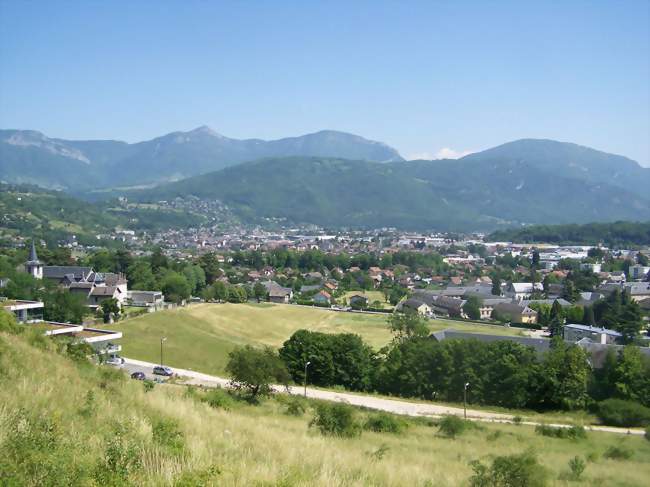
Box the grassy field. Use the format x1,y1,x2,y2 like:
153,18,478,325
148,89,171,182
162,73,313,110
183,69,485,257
2,330,649,486
115,303,523,375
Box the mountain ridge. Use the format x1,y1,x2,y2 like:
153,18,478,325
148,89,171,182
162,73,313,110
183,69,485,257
0,127,404,189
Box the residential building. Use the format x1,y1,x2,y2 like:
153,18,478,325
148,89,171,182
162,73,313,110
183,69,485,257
492,302,538,324
629,265,650,281
400,298,431,316
564,324,621,345
127,290,165,308
506,282,544,300
313,290,331,305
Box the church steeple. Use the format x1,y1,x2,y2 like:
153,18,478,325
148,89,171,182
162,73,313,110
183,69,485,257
25,239,43,279
28,240,40,263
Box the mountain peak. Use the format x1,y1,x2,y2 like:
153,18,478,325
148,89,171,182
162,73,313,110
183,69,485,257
188,125,223,138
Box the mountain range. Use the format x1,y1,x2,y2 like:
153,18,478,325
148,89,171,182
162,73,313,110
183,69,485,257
0,127,402,189
1,127,649,231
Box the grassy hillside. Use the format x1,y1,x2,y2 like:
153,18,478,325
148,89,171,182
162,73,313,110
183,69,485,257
2,324,650,486
115,303,523,375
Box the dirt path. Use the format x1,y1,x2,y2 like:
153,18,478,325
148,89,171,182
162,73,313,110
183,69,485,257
123,357,645,436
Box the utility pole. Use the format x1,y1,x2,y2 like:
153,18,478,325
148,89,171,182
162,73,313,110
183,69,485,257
160,336,167,366
304,361,311,397
464,382,470,419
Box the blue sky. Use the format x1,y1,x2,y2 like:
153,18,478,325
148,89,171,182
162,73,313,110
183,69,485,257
1,1,648,165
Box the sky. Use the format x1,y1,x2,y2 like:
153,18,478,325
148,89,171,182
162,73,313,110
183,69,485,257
1,1,649,165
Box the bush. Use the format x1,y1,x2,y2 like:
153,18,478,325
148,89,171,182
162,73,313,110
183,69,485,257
535,424,586,440
284,397,307,417
364,413,407,434
603,445,633,460
437,415,468,439
202,388,235,411
143,380,155,393
469,449,548,487
310,402,361,438
568,456,586,480
151,418,184,455
597,399,650,427
646,426,650,441
512,416,523,425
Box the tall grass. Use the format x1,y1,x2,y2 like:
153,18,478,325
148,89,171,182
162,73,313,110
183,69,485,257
1,331,650,486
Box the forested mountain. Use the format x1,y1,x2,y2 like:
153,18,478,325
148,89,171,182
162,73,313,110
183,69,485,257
488,221,650,246
460,138,650,199
0,128,403,189
131,154,650,231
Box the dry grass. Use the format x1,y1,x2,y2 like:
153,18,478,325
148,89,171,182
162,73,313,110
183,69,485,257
1,331,649,486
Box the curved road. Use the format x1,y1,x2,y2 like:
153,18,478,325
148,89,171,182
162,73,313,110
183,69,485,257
122,357,644,436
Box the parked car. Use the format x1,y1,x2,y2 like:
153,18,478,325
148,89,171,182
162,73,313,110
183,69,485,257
153,365,174,377
130,371,146,380
106,356,125,367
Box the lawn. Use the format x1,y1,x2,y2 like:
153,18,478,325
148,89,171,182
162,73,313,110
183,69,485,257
115,303,524,376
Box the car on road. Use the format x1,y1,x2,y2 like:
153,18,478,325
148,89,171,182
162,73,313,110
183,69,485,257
106,356,125,367
130,371,146,380
153,365,174,377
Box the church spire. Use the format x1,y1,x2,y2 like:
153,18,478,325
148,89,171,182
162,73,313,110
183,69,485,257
28,239,40,263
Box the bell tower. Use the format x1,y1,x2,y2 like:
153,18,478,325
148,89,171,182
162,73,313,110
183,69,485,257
24,240,43,279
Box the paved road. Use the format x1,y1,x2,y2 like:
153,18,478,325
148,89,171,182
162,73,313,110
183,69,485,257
119,357,644,436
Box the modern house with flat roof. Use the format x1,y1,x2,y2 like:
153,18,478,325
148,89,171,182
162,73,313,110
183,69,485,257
1,299,44,322
564,323,621,345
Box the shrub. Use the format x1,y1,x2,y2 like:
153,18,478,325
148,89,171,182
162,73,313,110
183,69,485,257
486,430,503,442
437,415,468,439
568,456,586,480
469,449,548,487
151,417,184,455
310,402,361,438
202,388,234,410
512,416,523,425
284,397,307,417
364,412,407,434
603,445,633,460
143,380,155,393
534,424,586,440
597,399,650,427
94,425,142,484
646,426,650,441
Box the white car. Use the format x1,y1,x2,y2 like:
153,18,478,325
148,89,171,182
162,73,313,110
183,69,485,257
106,356,125,367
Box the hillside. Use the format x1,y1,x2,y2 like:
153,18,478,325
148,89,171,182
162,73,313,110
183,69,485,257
488,221,650,246
2,319,650,486
0,184,207,244
461,139,650,199
132,152,650,231
0,128,403,190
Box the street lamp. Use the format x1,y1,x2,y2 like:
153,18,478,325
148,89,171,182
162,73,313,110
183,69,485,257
304,361,311,397
463,382,470,419
160,337,167,366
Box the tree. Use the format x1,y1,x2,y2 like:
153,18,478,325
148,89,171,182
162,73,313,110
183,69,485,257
463,296,482,320
388,311,429,342
583,306,596,327
43,289,87,324
150,247,168,272
562,280,579,303
227,285,247,303
537,340,590,410
225,345,290,400
638,252,649,266
491,276,502,296
253,282,268,302
100,298,120,324
531,249,540,268
127,261,157,290
212,281,228,302
160,272,191,304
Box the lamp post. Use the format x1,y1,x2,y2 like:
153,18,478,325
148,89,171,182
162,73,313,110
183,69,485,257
304,361,311,397
160,336,167,366
463,382,470,419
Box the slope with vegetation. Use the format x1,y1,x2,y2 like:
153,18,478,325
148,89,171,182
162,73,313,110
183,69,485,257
2,313,650,486
131,145,650,231
489,221,650,246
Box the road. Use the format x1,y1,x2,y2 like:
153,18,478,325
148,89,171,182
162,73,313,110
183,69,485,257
119,357,645,436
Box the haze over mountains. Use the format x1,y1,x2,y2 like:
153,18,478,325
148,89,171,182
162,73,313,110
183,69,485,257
0,127,403,189
1,127,649,231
